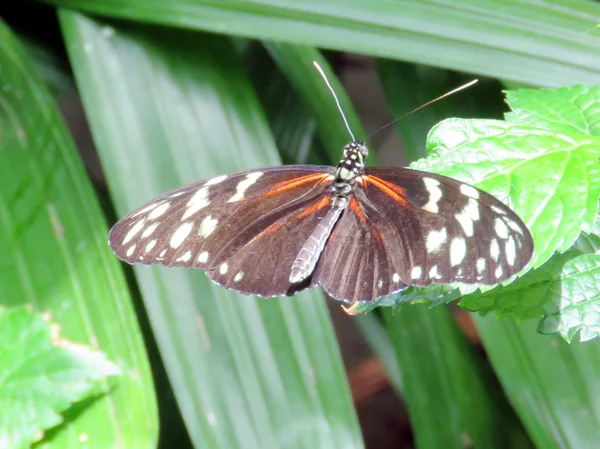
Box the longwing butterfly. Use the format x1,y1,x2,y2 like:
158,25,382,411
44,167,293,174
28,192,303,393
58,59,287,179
109,67,533,304
110,140,533,303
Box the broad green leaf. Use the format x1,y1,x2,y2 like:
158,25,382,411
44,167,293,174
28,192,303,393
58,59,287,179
462,234,600,342
414,118,600,269
406,86,600,339
0,19,157,448
0,307,119,449
60,12,362,448
44,0,600,87
475,316,600,448
505,85,600,136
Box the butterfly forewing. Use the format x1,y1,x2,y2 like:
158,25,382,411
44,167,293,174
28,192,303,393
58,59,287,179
109,166,335,296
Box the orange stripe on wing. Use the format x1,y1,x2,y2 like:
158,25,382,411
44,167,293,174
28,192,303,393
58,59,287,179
297,195,331,219
263,173,333,198
364,176,411,208
370,226,384,246
349,197,367,224
247,222,284,245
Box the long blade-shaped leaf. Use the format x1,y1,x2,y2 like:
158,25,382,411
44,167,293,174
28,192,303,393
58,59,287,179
0,19,157,448
45,0,600,86
476,316,600,448
59,11,362,448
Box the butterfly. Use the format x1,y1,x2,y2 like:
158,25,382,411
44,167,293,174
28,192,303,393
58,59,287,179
109,139,534,304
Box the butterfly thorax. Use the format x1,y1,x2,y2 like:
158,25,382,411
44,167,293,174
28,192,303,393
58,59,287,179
332,141,368,201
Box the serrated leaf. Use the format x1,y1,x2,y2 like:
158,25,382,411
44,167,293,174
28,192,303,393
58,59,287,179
413,118,600,269
461,236,600,342
505,85,600,136
0,307,119,449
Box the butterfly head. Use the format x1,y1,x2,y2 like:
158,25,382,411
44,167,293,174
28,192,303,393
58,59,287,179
334,141,368,191
339,140,368,171
343,140,368,159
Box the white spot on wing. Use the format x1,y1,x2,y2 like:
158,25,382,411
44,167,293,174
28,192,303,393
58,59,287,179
141,222,159,239
491,205,507,215
198,251,209,263
490,238,500,262
429,265,442,280
507,219,524,235
505,236,516,266
393,273,400,283
182,187,210,220
176,250,192,262
377,279,384,288
228,172,264,202
122,220,145,245
460,184,480,199
205,174,228,186
170,222,194,249
219,263,228,275
144,240,157,253
455,198,480,237
148,202,170,220
450,237,467,266
495,266,503,279
126,244,136,257
476,258,486,275
159,249,167,257
422,177,442,213
133,202,158,217
410,267,421,280
494,218,509,239
426,228,447,253
234,271,244,282
199,215,218,237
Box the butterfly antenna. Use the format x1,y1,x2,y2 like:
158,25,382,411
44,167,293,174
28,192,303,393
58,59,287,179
313,61,356,141
366,79,478,140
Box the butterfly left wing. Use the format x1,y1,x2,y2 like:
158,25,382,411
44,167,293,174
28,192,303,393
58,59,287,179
314,167,533,303
109,166,335,297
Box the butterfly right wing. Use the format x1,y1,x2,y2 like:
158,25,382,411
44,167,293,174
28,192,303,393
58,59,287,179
109,166,335,296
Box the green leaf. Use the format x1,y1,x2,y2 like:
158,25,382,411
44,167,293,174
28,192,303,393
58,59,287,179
0,307,119,448
405,85,600,339
505,85,600,136
383,305,532,449
462,234,600,342
60,12,362,448
43,0,600,87
414,117,600,269
0,18,157,448
475,316,600,448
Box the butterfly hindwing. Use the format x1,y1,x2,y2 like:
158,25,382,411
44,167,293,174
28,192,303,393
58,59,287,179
109,166,335,298
362,168,532,286
313,195,409,302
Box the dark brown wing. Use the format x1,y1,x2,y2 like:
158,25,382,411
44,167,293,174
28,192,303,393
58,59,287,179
109,166,335,297
314,167,533,303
